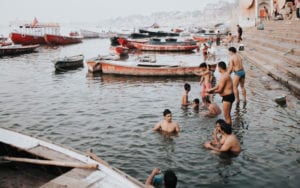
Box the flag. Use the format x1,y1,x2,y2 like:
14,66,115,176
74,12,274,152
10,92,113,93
32,17,38,27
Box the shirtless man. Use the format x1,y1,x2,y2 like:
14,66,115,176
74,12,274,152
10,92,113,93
226,32,234,46
181,83,191,106
207,61,234,125
203,96,222,117
153,109,180,134
204,119,241,156
227,47,246,104
194,62,211,105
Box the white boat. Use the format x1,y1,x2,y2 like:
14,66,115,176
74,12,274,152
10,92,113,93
80,29,100,39
0,127,145,188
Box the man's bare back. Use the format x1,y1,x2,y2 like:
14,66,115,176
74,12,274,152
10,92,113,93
229,53,244,72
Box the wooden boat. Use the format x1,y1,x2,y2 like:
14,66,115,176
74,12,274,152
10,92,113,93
117,37,148,49
138,28,179,37
44,34,83,45
109,46,129,56
86,54,121,73
100,58,202,76
130,32,149,39
54,54,84,71
0,127,144,188
132,38,199,52
0,44,39,57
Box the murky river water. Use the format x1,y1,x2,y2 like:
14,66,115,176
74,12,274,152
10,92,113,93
0,38,299,188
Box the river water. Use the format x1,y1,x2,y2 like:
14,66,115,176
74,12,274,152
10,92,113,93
0,38,299,188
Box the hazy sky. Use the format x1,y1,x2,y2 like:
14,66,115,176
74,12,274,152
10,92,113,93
0,0,235,24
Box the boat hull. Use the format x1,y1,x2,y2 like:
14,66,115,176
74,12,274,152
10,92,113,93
45,34,82,45
133,43,199,52
101,61,202,76
54,54,84,71
0,127,144,188
0,44,39,57
10,32,46,45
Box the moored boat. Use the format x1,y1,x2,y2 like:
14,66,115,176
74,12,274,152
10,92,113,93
86,54,121,73
100,59,202,76
9,18,60,45
0,127,144,188
80,29,100,38
109,45,129,56
117,37,148,49
0,44,39,57
132,38,199,52
10,32,47,45
45,33,83,45
54,54,84,71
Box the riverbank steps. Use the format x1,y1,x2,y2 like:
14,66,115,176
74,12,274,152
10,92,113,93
241,20,300,98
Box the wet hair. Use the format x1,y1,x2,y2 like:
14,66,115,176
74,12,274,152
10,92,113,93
164,170,177,188
218,61,227,70
228,46,237,53
184,83,191,91
163,109,172,116
199,62,207,68
193,98,199,104
220,122,232,134
216,119,226,126
204,96,211,104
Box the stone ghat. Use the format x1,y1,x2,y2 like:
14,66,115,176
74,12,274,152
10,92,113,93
241,20,300,97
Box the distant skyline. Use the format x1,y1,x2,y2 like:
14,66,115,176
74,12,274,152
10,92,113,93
0,0,236,24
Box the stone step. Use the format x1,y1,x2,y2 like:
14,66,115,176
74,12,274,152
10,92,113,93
246,28,300,39
243,41,300,76
244,37,300,56
240,49,300,96
246,30,300,45
263,20,300,26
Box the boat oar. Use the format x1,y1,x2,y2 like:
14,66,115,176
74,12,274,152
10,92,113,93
86,149,109,167
1,156,98,169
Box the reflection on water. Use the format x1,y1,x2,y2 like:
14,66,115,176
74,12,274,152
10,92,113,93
0,39,299,188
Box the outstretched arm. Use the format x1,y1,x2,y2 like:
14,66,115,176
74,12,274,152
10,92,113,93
145,168,160,187
152,121,162,131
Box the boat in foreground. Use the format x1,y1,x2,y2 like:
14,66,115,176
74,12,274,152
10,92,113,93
100,58,202,76
54,54,84,71
0,44,39,57
0,127,145,188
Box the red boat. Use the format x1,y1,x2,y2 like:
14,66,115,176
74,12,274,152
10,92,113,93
9,18,60,45
0,44,39,57
109,46,129,56
10,32,46,45
44,34,83,45
117,37,148,49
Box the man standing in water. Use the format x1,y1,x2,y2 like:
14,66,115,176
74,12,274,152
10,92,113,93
204,120,241,155
208,61,234,125
153,109,180,134
227,47,246,104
